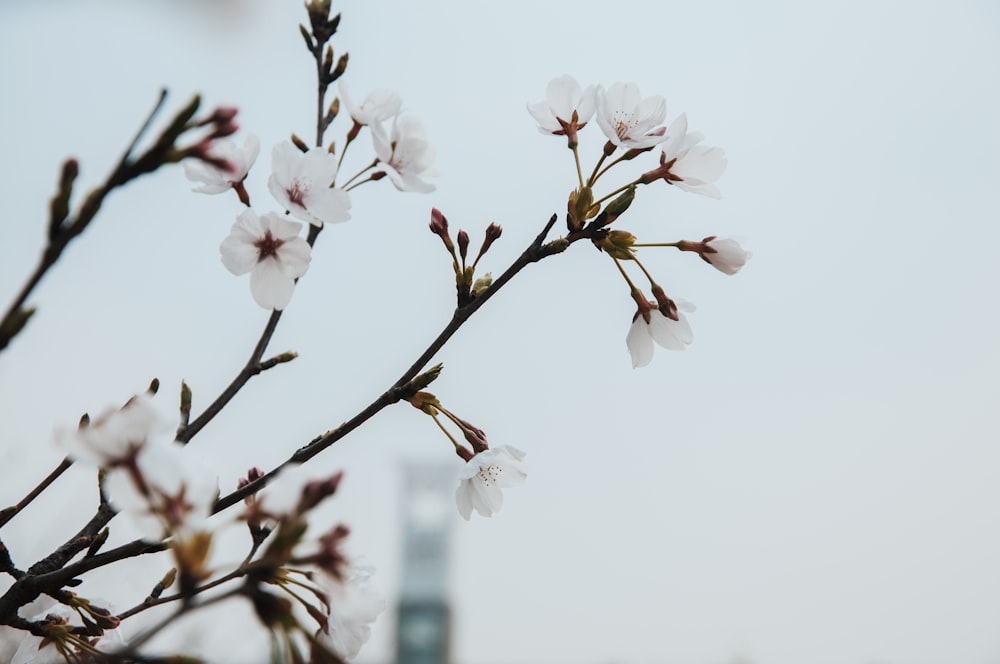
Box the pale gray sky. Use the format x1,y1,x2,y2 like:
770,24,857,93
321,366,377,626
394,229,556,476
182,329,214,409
1,1,999,663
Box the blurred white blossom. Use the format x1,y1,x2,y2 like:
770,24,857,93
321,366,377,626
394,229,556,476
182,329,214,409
183,133,259,194
268,142,351,226
55,393,160,467
103,440,219,540
317,567,386,660
219,209,311,311
455,445,527,520
339,82,401,128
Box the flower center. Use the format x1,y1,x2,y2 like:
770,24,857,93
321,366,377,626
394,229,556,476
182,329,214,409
476,464,503,486
286,179,310,206
612,110,637,140
254,231,285,261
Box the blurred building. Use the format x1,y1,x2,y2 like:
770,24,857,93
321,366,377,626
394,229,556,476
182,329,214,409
395,466,454,664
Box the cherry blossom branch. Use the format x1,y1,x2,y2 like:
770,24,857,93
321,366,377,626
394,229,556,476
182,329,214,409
0,91,226,354
0,502,117,622
176,15,343,447
213,212,571,512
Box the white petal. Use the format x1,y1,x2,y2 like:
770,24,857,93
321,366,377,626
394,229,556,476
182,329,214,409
250,260,296,310
649,312,693,350
455,483,474,520
626,319,655,368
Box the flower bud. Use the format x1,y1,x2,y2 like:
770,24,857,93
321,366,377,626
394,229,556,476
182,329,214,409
650,284,679,321
457,229,470,261
479,222,502,257
597,229,637,260
472,272,493,296
594,186,635,228
567,186,594,231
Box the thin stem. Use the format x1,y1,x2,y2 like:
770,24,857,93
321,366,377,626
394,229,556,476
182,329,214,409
592,153,629,185
572,145,584,188
341,158,378,188
587,152,609,187
0,457,73,529
611,256,642,294
593,178,641,207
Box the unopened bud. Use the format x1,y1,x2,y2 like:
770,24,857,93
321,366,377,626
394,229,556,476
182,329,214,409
406,391,441,414
429,208,454,250
180,381,192,418
238,466,266,491
597,230,637,260
650,284,679,321
147,378,160,395
479,223,502,257
154,568,178,598
331,52,349,81
48,158,79,238
567,186,594,231
290,134,309,153
595,186,635,228
472,272,493,296
408,364,444,393
298,470,345,512
457,229,470,260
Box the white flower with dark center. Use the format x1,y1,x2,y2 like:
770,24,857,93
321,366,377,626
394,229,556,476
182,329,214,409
595,82,668,149
527,74,596,135
103,440,219,540
702,236,750,275
220,209,311,310
183,133,259,193
455,445,527,520
268,142,351,226
655,113,727,198
339,82,401,127
625,301,696,368
373,115,437,193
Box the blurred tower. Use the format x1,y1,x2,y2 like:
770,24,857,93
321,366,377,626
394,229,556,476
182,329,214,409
395,465,454,664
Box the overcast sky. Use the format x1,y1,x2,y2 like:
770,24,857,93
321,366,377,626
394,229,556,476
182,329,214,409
2,1,999,663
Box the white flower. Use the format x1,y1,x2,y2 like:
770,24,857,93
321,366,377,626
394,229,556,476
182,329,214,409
595,82,668,149
373,115,436,193
657,113,727,198
702,236,750,275
455,445,527,520
339,82,401,127
104,440,219,540
219,209,312,311
183,133,259,193
268,142,351,227
625,301,696,368
318,567,386,660
55,393,160,467
527,74,596,135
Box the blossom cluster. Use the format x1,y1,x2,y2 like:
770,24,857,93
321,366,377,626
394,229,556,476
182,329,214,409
184,82,436,311
529,75,750,368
